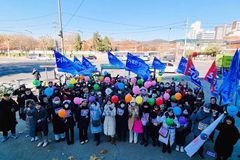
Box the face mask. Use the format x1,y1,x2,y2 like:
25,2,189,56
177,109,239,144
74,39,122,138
120,104,125,108
91,104,96,108
131,103,136,106
171,84,175,86
183,110,188,115
160,84,164,87
26,91,31,95
64,104,69,108
118,91,122,94
54,101,60,105
152,94,157,98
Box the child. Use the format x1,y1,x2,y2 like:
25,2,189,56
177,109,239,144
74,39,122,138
149,105,161,147
25,100,38,142
116,101,128,142
76,99,90,145
89,101,102,146
128,98,139,144
52,97,66,142
103,99,116,144
35,102,49,147
175,109,192,152
63,100,75,145
140,102,150,147
157,108,180,153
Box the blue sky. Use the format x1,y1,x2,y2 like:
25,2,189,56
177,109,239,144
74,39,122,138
0,0,239,41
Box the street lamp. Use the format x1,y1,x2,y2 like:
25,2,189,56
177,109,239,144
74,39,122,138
25,29,34,51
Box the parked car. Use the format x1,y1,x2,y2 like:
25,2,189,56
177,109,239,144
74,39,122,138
162,54,175,62
150,61,177,73
36,56,51,61
27,53,38,59
86,55,97,60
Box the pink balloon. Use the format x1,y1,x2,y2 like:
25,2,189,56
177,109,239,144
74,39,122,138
133,86,140,95
104,77,110,84
131,77,137,85
84,76,90,82
151,81,156,86
164,93,170,100
73,97,82,105
144,81,151,89
166,89,171,93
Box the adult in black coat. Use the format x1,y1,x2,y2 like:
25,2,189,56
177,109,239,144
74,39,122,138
116,101,129,141
63,101,75,145
0,94,18,142
214,116,239,160
75,99,90,144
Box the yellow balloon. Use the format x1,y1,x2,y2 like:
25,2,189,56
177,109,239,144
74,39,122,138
70,78,76,84
157,76,162,82
136,96,143,104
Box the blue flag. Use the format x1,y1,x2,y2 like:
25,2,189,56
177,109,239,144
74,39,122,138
108,51,125,68
222,66,227,78
73,56,91,76
82,56,97,72
177,56,188,74
126,53,151,78
219,49,239,105
152,57,166,73
54,50,79,75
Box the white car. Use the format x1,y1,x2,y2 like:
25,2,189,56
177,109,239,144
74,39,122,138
150,61,177,73
36,56,51,61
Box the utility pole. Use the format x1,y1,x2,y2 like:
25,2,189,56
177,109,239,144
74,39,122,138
53,21,58,51
183,17,188,57
58,0,64,54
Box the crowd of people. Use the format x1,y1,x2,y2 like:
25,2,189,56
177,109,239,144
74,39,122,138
0,73,239,160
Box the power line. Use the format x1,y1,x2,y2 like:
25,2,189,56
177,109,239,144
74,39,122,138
0,12,57,22
63,0,86,28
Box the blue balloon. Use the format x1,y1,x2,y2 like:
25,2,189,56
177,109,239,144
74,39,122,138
143,75,148,82
227,105,239,117
200,133,208,140
104,71,108,76
173,107,182,116
118,82,124,90
44,87,53,97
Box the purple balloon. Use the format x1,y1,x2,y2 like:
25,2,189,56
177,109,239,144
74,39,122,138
179,116,187,125
88,96,96,103
133,86,140,95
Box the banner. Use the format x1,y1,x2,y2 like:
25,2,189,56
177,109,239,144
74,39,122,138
204,61,218,97
185,114,224,157
82,56,97,72
73,56,91,76
219,50,239,105
126,53,151,78
54,50,79,75
184,57,202,88
108,51,125,68
177,56,188,74
152,57,166,73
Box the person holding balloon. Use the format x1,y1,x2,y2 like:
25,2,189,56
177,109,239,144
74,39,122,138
175,107,192,153
75,99,90,145
63,100,75,145
89,99,102,146
149,105,161,147
116,100,129,142
51,97,66,142
157,108,180,153
103,98,116,144
139,102,151,147
128,98,140,144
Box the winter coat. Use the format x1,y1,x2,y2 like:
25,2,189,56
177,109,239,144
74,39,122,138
26,107,37,137
157,113,180,146
190,108,213,136
116,106,129,132
76,105,90,129
52,105,65,134
128,105,139,130
64,109,75,129
214,123,239,158
0,98,18,132
103,104,116,136
90,103,102,134
35,107,48,134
